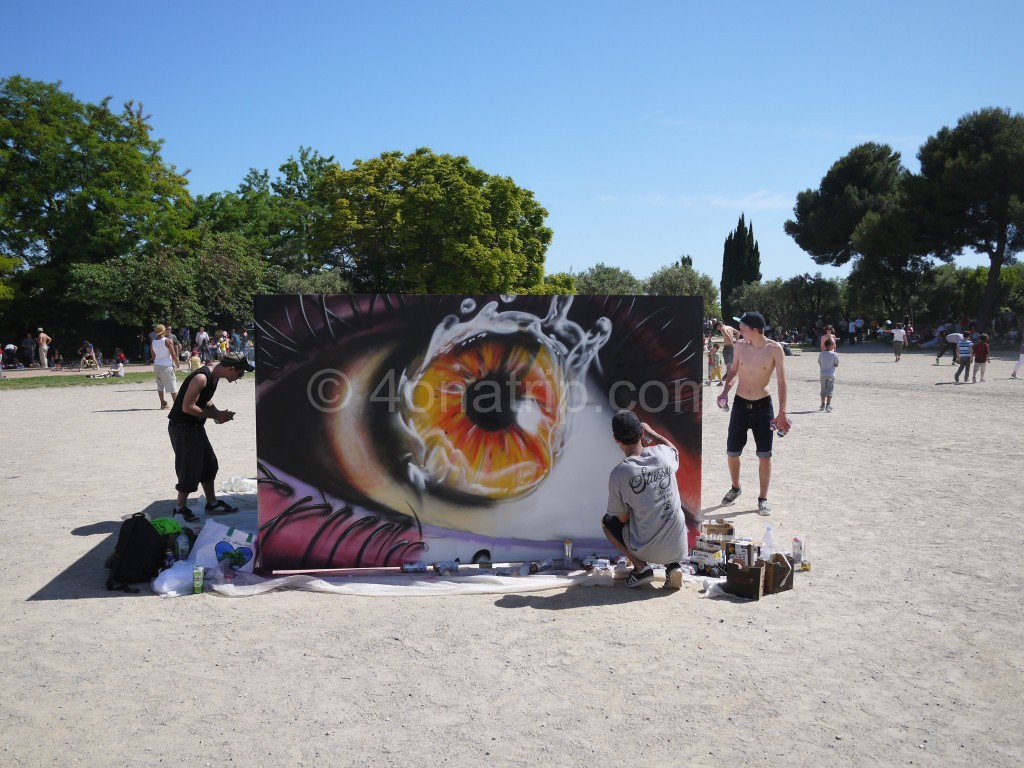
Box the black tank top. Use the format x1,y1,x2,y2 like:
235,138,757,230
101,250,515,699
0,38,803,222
167,366,219,426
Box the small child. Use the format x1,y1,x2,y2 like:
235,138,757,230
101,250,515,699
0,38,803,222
189,350,202,371
817,338,839,412
708,343,724,385
972,333,990,383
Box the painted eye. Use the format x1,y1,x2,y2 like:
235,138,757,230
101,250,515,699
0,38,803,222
254,294,702,570
400,331,567,501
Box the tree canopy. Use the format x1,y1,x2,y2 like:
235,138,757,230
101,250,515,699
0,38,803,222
645,256,721,317
0,75,192,330
312,148,553,294
572,262,646,295
914,107,1024,326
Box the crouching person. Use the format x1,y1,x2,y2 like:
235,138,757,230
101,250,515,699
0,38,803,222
603,410,689,589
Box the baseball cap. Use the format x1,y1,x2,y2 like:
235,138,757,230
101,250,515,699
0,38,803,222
612,409,643,443
220,351,255,372
736,311,766,331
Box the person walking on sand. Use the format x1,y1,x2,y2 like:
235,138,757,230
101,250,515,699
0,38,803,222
973,334,991,383
151,324,180,409
881,323,908,362
954,335,974,384
716,311,791,516
1011,338,1024,379
817,338,839,411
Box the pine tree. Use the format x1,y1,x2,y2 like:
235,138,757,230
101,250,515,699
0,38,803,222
720,214,762,320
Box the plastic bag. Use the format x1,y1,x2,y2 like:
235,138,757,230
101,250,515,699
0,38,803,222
218,476,257,494
189,520,257,573
151,561,196,597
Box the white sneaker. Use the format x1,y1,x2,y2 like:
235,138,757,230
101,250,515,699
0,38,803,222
757,498,772,516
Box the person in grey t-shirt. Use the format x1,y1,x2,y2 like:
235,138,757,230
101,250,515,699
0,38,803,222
603,410,689,589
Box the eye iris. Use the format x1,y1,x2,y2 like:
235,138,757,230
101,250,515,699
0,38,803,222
403,333,566,500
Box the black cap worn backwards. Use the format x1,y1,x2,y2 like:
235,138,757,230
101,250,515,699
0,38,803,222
737,311,766,331
612,409,643,443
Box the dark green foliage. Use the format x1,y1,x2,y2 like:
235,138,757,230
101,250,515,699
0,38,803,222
720,214,761,320
0,76,192,332
915,107,1024,326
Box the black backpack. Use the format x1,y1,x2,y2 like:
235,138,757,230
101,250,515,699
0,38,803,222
105,513,166,592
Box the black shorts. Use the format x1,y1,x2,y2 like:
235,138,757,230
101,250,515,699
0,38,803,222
726,395,774,458
603,514,627,548
168,422,219,493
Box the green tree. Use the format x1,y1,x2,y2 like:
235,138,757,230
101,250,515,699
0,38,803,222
572,262,645,294
0,76,192,329
729,278,800,334
519,271,576,295
67,249,199,328
645,256,721,317
784,142,936,321
313,148,552,293
270,267,351,295
68,233,270,328
720,214,761,320
193,147,336,274
782,273,843,330
914,107,1024,327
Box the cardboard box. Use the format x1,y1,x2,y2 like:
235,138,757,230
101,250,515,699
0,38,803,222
757,553,794,595
723,562,764,600
728,540,759,567
701,520,735,540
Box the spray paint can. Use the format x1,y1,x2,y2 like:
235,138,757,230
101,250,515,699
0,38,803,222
433,561,460,576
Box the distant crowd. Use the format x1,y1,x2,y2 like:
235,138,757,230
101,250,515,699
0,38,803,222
1,323,255,373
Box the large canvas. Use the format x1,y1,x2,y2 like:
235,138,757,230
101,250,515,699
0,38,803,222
253,294,703,572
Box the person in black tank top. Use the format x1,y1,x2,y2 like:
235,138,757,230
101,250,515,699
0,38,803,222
166,352,254,523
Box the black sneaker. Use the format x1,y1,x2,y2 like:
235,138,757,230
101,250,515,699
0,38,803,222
625,567,655,588
722,486,741,505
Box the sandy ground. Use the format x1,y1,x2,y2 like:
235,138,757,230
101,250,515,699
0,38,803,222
1,344,1022,767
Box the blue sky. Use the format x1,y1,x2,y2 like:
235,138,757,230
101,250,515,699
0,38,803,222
5,1,1021,284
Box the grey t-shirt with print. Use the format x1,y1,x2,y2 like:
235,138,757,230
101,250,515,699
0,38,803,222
607,444,688,564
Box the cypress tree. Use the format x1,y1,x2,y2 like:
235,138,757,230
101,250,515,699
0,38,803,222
720,214,762,320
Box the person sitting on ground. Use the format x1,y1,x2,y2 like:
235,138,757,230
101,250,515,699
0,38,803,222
602,410,690,590
87,360,125,379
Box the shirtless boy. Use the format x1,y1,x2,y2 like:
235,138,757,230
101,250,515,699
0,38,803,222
715,311,791,516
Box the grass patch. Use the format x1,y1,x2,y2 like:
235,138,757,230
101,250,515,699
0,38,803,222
0,372,159,390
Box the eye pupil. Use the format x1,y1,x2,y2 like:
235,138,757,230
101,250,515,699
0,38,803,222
464,376,518,431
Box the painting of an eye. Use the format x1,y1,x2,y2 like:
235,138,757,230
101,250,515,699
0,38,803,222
400,331,567,501
253,293,704,572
